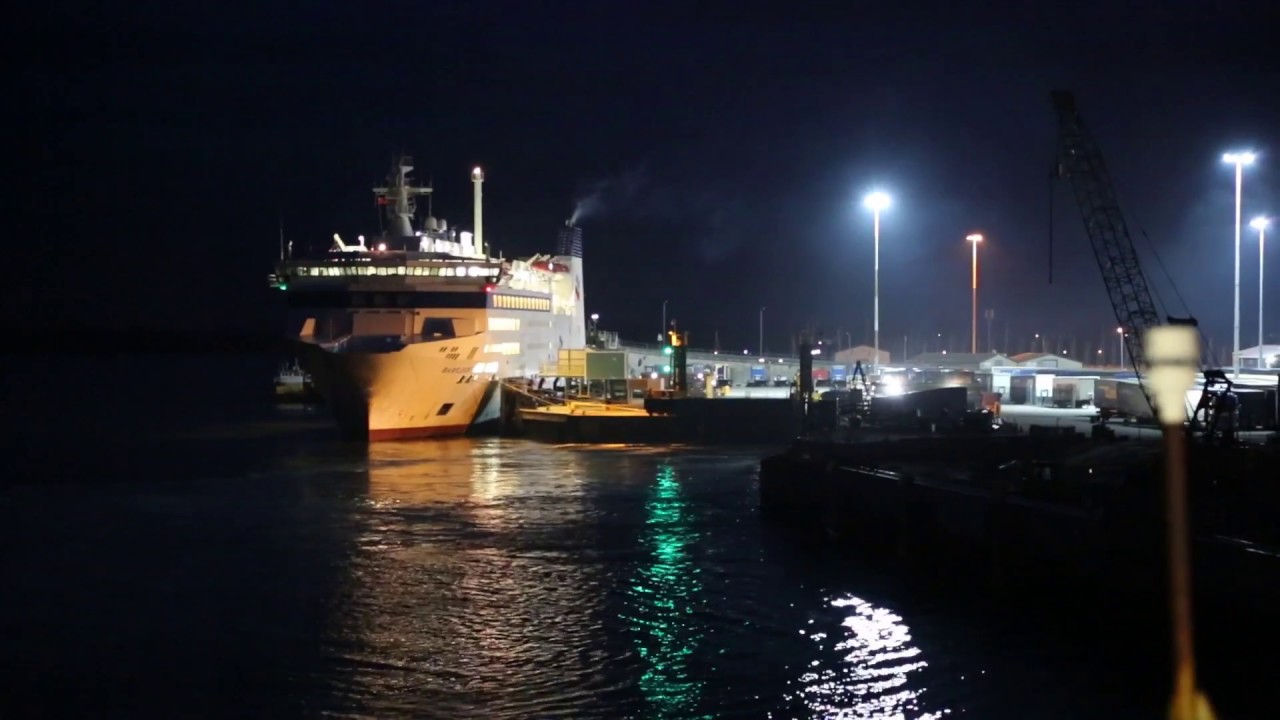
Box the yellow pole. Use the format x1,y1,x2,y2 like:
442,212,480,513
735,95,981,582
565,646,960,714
1147,326,1217,720
1163,428,1214,720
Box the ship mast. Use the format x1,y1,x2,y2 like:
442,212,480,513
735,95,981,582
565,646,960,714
372,155,432,238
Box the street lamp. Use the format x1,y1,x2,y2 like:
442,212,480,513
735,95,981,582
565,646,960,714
1223,151,1257,378
863,190,891,374
759,306,766,356
966,233,983,353
661,300,668,340
1117,326,1126,369
1251,216,1269,369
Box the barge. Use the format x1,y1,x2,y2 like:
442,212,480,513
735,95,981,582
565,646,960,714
760,431,1280,613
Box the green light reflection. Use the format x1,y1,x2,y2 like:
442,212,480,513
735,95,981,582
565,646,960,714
627,463,710,719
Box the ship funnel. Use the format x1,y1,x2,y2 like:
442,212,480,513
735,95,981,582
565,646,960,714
471,166,484,256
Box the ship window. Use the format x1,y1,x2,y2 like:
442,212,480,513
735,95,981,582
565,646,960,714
421,318,456,338
437,403,454,416
467,347,478,360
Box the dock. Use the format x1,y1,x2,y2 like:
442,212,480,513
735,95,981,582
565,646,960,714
759,429,1280,613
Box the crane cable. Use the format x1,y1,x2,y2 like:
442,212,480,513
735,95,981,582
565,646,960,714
1123,193,1211,365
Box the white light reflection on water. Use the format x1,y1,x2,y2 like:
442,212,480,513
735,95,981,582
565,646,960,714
788,595,946,719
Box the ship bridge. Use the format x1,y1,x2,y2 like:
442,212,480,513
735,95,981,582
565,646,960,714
271,252,504,288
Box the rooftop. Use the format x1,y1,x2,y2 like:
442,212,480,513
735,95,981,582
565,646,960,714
906,352,1008,366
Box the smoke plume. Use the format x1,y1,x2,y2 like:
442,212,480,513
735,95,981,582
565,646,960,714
569,165,647,224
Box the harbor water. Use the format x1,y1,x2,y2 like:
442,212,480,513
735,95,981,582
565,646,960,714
0,354,1269,718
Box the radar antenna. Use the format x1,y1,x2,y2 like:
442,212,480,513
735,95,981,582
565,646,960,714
372,155,433,238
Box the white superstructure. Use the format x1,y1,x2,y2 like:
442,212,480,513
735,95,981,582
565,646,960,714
270,156,586,440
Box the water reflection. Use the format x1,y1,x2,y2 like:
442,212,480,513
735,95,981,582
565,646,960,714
626,463,709,719
791,595,944,719
326,439,605,719
365,438,478,505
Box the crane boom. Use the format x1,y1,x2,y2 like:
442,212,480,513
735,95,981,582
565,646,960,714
1051,90,1168,416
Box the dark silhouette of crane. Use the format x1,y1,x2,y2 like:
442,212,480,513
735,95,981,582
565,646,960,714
1050,90,1201,423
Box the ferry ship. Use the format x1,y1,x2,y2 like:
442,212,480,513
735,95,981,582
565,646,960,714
268,156,586,440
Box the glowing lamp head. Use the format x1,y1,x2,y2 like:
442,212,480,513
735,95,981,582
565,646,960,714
966,233,983,243
1222,151,1257,166
1250,216,1270,232
1116,327,1124,335
472,166,484,180
863,191,891,211
590,313,599,321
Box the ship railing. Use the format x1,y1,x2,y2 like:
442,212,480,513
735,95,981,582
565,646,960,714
318,334,353,351
498,378,566,406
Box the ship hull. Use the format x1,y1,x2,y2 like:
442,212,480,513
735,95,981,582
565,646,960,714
295,334,497,441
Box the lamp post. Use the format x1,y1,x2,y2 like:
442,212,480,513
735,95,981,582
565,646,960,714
863,191,891,375
966,233,983,353
661,300,668,340
759,306,765,356
1117,326,1125,369
1223,151,1257,378
1252,216,1269,369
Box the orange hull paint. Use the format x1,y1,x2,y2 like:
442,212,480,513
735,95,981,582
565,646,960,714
368,424,472,441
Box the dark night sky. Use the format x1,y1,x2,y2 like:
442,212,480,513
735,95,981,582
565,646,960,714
15,1,1280,358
